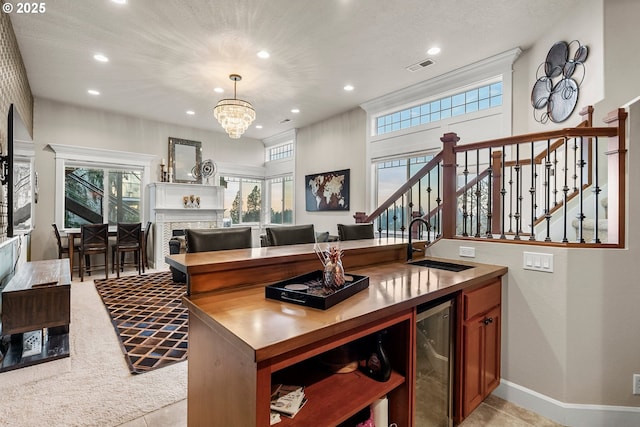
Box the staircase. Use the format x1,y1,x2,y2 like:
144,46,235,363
358,106,627,249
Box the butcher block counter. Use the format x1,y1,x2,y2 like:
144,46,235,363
169,238,507,427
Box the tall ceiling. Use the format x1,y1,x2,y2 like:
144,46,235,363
9,0,579,141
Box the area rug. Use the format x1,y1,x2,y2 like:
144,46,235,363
94,271,188,374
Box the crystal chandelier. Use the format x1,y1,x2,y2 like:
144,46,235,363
213,74,256,139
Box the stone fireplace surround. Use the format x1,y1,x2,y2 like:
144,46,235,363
148,182,224,268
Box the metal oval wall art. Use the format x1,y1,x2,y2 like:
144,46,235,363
531,40,588,124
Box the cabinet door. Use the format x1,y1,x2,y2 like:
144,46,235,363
462,315,484,418
483,305,501,395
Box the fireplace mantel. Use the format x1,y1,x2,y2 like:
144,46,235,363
148,182,225,268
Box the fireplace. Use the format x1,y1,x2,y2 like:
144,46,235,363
148,182,224,268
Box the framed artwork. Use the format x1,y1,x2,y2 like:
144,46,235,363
305,169,350,211
168,137,202,184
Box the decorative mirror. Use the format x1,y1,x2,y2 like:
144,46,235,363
168,137,202,184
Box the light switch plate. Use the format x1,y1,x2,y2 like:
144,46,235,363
459,246,475,258
523,252,554,273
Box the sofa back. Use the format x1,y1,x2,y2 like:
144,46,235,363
184,227,252,253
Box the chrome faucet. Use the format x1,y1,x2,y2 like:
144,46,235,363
407,217,431,261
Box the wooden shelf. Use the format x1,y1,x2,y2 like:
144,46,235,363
274,365,405,427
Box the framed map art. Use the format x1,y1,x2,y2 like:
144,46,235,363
305,169,350,211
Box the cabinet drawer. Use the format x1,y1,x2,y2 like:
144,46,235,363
463,280,501,320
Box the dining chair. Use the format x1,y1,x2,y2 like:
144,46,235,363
112,222,143,278
79,223,109,282
52,223,81,279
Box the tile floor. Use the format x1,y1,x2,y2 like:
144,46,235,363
117,394,562,427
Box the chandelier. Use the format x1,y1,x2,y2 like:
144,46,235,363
214,74,256,139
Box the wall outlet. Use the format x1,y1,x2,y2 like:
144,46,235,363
459,246,475,258
634,374,640,395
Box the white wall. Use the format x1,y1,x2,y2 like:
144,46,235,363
32,97,264,261
294,108,366,236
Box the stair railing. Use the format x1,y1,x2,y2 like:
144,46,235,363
359,107,627,248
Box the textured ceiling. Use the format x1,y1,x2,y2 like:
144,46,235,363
9,0,579,140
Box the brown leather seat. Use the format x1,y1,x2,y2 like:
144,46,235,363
170,227,252,283
264,224,316,247
337,223,375,241
184,227,252,252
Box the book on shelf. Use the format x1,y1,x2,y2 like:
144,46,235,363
270,384,306,416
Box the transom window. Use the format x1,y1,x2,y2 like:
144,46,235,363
375,82,503,135
268,142,294,161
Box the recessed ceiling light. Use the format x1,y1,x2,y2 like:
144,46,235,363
257,50,270,59
93,53,109,63
186,110,195,115
87,89,100,95
111,0,126,4
343,84,354,91
427,47,441,55
255,125,263,129
214,87,224,93
291,108,300,114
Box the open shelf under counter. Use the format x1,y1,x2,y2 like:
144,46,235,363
273,360,405,427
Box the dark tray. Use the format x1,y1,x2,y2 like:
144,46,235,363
265,270,369,310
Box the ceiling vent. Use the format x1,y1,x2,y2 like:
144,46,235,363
406,58,435,72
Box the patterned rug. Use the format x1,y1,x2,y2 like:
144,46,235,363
94,271,188,374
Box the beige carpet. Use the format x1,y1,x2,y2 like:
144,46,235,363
0,275,187,427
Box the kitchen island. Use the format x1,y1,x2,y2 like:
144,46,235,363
168,239,507,426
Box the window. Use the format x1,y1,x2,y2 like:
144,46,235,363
13,158,32,232
221,176,262,224
49,144,154,229
375,81,503,136
375,154,436,233
64,166,142,227
268,175,293,224
268,142,294,161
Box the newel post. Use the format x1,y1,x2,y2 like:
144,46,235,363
353,212,368,223
441,132,460,239
603,108,628,246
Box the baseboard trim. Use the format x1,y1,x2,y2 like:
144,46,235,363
493,380,640,427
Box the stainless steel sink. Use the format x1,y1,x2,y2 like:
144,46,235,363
408,259,473,272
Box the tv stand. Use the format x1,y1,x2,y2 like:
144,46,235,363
0,259,71,372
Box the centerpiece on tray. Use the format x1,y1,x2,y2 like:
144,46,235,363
264,244,369,310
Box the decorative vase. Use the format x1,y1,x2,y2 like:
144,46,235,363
323,259,345,289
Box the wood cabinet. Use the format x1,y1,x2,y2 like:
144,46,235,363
456,279,502,420
186,307,414,427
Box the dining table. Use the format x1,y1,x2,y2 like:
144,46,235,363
65,226,147,280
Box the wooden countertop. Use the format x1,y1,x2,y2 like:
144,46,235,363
182,251,507,364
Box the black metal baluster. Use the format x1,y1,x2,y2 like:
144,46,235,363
514,144,521,240
436,164,442,237
462,152,469,237
486,147,493,238
592,136,601,243
576,137,586,243
529,141,536,241
544,139,552,242
392,201,398,237
427,169,432,242
572,139,579,193
508,164,513,234
500,147,507,239
475,149,481,238
552,150,558,208
562,137,569,242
